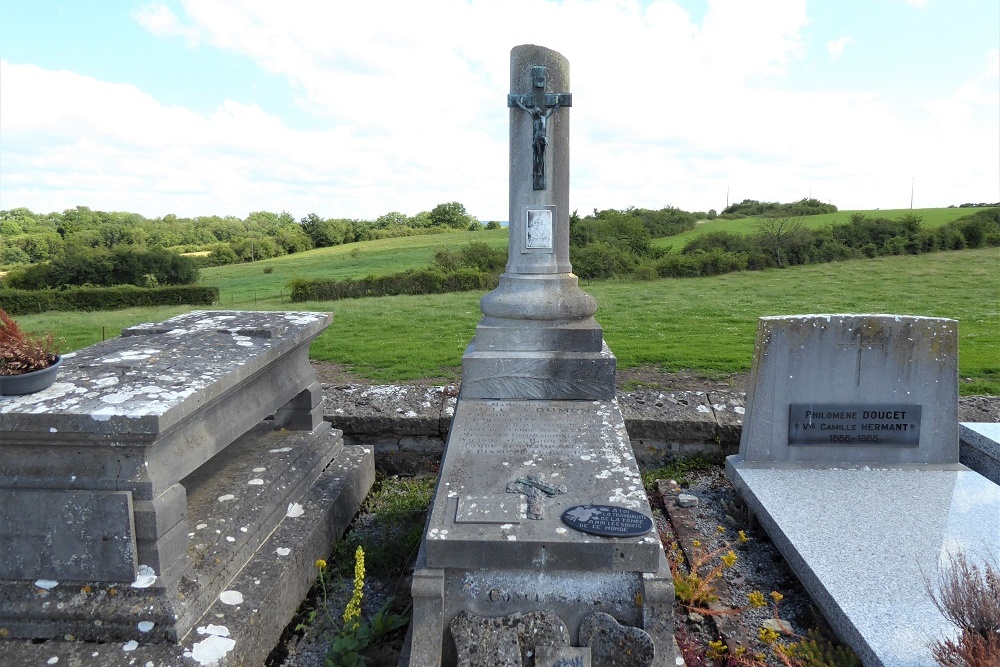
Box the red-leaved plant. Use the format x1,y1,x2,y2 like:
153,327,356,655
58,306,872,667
0,306,59,375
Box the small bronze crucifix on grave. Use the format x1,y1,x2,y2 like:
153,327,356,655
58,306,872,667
506,472,567,520
508,65,572,191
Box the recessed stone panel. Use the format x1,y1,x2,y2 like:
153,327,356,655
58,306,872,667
0,489,137,582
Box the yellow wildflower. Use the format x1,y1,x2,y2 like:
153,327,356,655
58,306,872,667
342,546,365,628
707,640,728,659
770,591,784,604
315,559,327,570
721,550,738,567
748,590,766,608
737,530,749,543
716,525,726,534
759,627,780,644
692,540,701,548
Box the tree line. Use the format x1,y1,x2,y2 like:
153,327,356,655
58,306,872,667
0,202,492,289
571,207,999,281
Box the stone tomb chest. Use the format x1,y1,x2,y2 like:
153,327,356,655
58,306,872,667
0,311,374,663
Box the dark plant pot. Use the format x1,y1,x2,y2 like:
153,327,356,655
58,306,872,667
0,355,62,396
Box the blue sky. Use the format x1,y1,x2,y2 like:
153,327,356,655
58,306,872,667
1,0,997,221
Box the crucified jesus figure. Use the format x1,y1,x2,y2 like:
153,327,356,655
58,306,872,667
512,97,564,190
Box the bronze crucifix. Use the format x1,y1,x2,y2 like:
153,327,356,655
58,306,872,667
508,65,572,191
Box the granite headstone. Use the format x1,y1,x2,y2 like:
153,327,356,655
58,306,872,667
727,314,1000,667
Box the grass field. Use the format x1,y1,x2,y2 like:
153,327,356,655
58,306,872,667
201,228,508,306
14,244,999,395
652,207,980,251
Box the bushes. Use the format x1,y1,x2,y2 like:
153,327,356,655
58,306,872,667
289,268,498,302
4,245,199,289
645,208,998,280
722,198,837,217
571,242,643,280
655,249,750,278
289,241,505,301
0,286,219,315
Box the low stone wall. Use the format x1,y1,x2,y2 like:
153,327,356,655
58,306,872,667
323,384,1000,473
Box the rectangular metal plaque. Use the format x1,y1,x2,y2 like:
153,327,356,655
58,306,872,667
525,209,553,250
788,404,921,447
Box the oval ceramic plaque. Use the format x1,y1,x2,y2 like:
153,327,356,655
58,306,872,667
561,504,653,537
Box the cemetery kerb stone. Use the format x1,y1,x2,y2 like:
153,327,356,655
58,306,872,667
406,45,676,666
726,314,1000,667
0,310,375,666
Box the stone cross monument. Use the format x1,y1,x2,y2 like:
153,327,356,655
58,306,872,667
406,45,675,666
462,44,615,401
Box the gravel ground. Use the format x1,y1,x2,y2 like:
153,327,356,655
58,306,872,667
272,574,405,667
656,466,852,665
268,462,856,667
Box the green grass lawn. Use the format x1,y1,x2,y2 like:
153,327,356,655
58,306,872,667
653,207,980,251
18,246,997,394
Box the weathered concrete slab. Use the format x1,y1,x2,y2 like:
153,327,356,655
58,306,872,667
424,399,659,572
409,397,675,665
0,310,377,664
726,462,999,667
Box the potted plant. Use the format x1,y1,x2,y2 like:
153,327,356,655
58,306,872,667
0,306,62,395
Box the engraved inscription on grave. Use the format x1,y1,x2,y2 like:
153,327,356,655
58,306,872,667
561,505,653,537
454,402,593,456
788,404,921,446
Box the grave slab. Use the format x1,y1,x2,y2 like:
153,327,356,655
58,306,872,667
410,398,675,665
726,464,999,667
423,399,659,573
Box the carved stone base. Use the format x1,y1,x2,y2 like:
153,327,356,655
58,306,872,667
461,342,616,400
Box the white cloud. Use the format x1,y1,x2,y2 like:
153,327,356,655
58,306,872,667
131,2,203,46
986,48,1000,79
827,37,853,59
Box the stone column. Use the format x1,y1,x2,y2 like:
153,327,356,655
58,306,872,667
462,45,615,400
